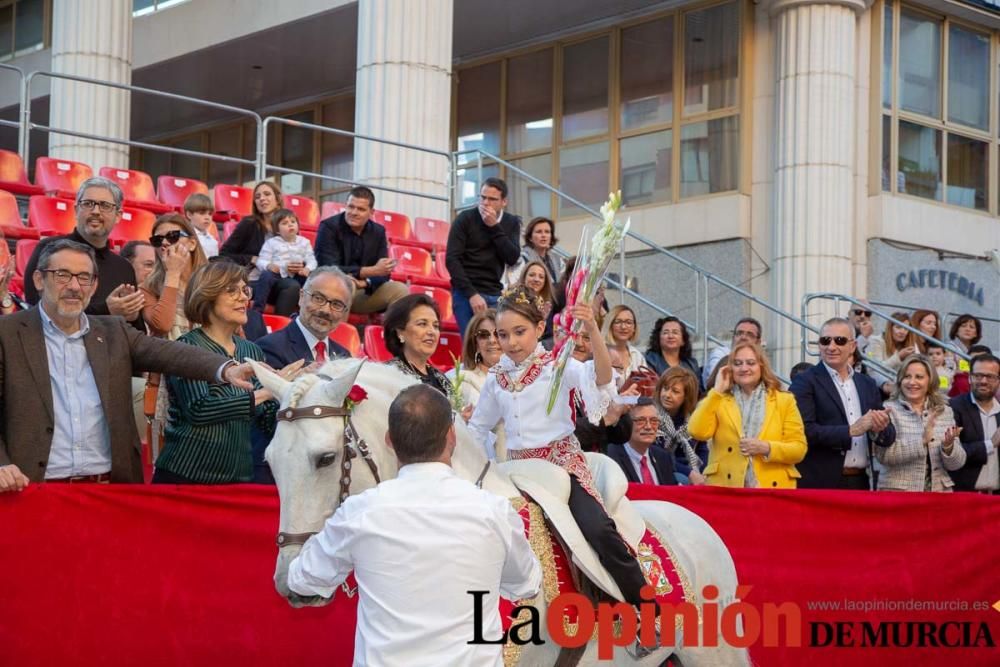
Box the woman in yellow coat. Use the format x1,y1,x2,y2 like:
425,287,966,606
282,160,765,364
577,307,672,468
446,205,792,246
688,342,808,488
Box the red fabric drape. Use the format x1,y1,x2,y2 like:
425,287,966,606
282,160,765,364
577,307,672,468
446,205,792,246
1,484,997,666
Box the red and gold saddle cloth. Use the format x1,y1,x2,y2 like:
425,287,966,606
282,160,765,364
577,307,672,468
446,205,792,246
507,435,603,507
499,498,693,664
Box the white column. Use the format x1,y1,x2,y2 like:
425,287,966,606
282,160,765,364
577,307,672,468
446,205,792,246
353,0,452,221
48,0,133,169
767,0,872,372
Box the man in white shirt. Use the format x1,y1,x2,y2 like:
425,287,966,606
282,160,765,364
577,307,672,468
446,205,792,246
287,384,541,667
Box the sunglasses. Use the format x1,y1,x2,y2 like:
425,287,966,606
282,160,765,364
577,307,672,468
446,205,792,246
819,336,852,347
149,230,191,247
475,329,499,341
852,309,872,318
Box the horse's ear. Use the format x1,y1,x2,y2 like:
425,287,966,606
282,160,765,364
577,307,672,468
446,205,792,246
323,358,366,406
247,359,292,402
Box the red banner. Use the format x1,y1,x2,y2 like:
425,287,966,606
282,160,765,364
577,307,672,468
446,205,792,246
1,484,997,666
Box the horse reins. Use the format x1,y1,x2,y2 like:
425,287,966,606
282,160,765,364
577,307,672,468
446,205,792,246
273,403,381,549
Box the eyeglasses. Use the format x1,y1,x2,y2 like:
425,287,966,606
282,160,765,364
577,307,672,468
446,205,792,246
731,359,758,368
475,329,499,341
819,336,852,347
224,284,253,300
633,417,661,427
971,372,1000,383
734,329,759,340
612,319,635,327
304,290,348,313
41,269,96,286
852,309,873,318
149,230,191,247
78,199,118,213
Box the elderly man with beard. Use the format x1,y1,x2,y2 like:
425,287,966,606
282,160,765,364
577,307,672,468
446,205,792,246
0,240,256,491
23,177,145,330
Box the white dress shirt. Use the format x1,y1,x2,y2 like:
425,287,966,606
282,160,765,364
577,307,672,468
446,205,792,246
624,443,659,484
39,308,111,478
823,362,869,469
973,395,999,491
288,463,541,667
194,228,219,258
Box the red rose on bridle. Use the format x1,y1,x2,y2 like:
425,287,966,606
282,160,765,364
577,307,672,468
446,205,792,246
346,385,368,409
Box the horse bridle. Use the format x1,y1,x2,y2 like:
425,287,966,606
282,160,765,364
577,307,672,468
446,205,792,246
273,403,381,549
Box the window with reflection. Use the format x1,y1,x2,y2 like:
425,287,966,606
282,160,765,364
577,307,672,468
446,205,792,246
947,25,989,131
620,130,671,206
456,62,501,157
897,120,941,201
562,37,610,142
620,18,673,131
898,11,941,119
684,2,739,116
559,142,609,216
680,117,738,198
507,49,553,154
279,111,315,194
509,154,552,219
946,133,987,210
321,97,355,188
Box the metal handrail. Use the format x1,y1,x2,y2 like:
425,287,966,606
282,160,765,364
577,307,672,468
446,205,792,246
24,71,264,178
0,64,25,151
263,116,451,207
870,299,1000,326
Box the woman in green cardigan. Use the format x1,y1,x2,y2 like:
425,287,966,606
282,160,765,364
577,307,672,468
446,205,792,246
153,261,285,484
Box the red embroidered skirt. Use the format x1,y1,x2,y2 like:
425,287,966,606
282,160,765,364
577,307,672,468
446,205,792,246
508,435,606,508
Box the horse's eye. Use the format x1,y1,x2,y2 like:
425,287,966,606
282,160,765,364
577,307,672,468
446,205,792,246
316,452,337,469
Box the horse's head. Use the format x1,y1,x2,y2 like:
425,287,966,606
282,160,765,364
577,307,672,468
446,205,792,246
251,357,407,607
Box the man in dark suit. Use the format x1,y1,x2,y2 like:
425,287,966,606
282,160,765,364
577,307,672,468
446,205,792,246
790,318,895,490
606,399,676,486
0,240,255,491
314,186,407,315
948,354,1000,492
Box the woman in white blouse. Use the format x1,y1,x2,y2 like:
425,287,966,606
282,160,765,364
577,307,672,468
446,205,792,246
877,356,965,492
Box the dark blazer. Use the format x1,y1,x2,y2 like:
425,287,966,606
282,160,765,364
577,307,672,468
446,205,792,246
790,362,896,489
255,318,351,368
314,214,389,295
606,443,677,486
220,216,268,269
948,394,999,492
0,308,228,482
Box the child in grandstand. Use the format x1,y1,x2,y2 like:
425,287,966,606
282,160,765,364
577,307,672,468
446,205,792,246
252,208,316,313
183,192,219,258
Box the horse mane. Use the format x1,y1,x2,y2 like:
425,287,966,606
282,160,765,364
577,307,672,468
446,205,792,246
285,358,419,410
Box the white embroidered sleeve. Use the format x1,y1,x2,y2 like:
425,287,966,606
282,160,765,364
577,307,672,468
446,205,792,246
571,359,617,426
468,376,502,460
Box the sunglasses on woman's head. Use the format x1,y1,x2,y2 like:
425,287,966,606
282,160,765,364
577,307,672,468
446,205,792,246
149,230,191,247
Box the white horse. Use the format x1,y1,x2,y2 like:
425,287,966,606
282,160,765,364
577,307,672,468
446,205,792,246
254,358,750,667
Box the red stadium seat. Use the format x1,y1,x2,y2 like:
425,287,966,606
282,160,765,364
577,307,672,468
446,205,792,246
300,228,317,246
0,150,43,196
430,332,463,372
109,207,156,246
156,175,209,211
213,184,253,222
285,195,319,230
15,238,38,277
320,201,345,219
99,167,172,214
363,325,393,362
434,250,451,281
389,245,450,289
28,195,76,236
408,284,458,332
221,219,240,241
0,189,38,240
329,324,361,357
34,157,93,198
263,314,292,334
412,217,450,251
372,210,412,246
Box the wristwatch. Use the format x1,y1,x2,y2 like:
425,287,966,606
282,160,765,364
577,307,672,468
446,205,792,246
0,294,13,309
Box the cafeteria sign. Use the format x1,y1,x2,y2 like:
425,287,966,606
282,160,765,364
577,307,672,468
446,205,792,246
896,269,985,306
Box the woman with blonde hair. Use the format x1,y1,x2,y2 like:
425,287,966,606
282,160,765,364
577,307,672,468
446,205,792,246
605,304,646,377
688,342,807,488
866,311,918,390
876,356,964,492
515,260,556,318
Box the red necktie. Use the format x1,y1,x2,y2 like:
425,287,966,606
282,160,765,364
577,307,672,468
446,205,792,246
313,341,327,363
639,455,655,485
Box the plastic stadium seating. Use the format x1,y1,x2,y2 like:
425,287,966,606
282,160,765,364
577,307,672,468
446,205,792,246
320,201,345,219
408,284,458,332
0,189,38,240
213,184,253,222
434,250,451,281
300,228,317,245
372,210,413,246
430,331,463,371
285,194,319,230
363,325,393,362
28,195,76,236
389,245,450,289
99,167,172,214
412,217,450,251
15,239,38,277
330,323,362,357
156,175,209,211
0,150,43,196
109,207,156,246
221,220,240,241
34,157,93,198
263,314,292,334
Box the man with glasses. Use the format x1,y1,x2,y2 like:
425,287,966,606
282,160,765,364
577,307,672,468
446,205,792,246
947,353,1000,493
0,240,257,491
702,317,763,388
606,398,677,486
23,177,145,330
790,317,896,490
446,177,522,338
848,300,875,358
